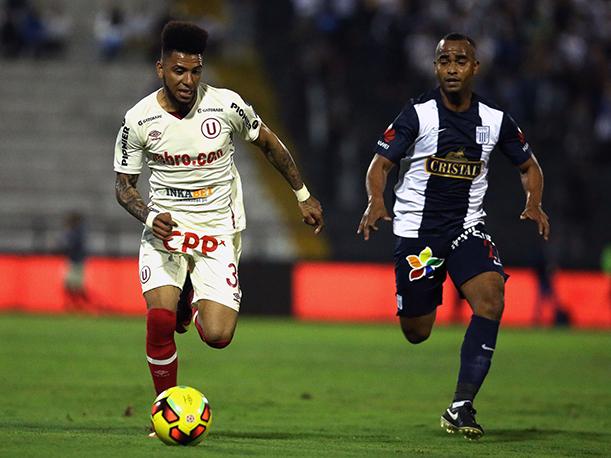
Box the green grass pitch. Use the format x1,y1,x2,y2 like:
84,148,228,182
0,314,609,457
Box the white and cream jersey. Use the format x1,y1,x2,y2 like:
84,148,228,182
113,84,262,235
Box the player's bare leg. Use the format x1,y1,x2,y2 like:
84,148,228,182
399,309,436,344
441,271,504,440
192,299,238,349
144,285,181,312
461,271,504,321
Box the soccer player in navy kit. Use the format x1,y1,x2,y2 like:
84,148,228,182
357,33,550,439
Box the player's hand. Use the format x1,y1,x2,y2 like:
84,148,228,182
357,197,391,241
520,204,550,241
298,196,324,234
151,212,178,241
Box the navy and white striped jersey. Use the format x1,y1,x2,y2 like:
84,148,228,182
374,87,532,238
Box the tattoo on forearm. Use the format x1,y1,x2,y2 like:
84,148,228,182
263,145,302,190
115,174,149,223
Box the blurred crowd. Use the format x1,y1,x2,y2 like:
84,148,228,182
1,0,159,60
256,0,610,266
0,0,71,58
1,0,608,267
0,0,230,61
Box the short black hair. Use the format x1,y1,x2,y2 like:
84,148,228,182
161,21,208,56
440,32,476,49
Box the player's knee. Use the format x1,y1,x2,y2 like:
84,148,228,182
489,300,504,321
205,338,232,349
202,329,233,349
405,332,430,344
401,326,431,344
476,298,504,321
399,313,435,344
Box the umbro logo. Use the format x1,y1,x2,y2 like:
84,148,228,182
446,409,458,420
148,130,161,140
481,344,495,352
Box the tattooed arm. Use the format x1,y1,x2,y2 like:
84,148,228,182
115,172,148,222
253,124,304,190
115,172,176,240
252,124,324,234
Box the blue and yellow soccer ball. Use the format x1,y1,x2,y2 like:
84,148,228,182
151,385,212,446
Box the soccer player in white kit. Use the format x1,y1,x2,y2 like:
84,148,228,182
114,21,324,398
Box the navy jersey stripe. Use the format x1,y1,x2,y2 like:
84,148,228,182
418,96,484,236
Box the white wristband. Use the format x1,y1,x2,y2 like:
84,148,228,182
293,185,311,202
145,211,158,229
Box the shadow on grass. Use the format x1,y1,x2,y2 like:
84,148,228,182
487,427,611,443
214,430,401,443
1,422,144,435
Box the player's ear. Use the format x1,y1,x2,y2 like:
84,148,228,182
473,59,480,75
155,60,163,79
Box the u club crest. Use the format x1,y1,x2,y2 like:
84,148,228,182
201,118,221,139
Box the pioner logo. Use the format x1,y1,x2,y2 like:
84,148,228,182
425,149,483,180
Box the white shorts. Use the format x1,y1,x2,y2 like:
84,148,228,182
64,262,85,290
138,228,242,311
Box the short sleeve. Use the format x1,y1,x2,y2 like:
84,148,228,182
373,104,419,164
113,115,145,174
498,113,532,166
226,91,262,142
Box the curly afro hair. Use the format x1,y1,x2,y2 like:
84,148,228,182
161,21,208,56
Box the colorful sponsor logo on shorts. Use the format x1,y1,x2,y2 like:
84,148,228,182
406,246,444,281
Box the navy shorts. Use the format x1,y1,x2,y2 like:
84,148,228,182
394,224,507,318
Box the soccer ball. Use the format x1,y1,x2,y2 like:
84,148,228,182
151,385,212,446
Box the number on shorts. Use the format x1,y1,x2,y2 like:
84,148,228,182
226,263,238,287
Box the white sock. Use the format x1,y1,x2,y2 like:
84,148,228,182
451,400,471,409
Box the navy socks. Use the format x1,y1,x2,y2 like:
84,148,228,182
453,314,500,403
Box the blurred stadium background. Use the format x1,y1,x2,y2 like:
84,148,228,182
0,0,610,327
